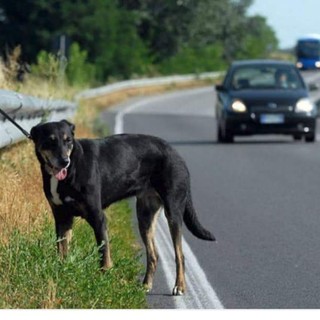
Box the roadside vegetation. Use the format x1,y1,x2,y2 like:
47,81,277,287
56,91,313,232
0,104,147,308
0,52,148,308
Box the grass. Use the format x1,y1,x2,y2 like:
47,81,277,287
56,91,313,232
0,202,146,309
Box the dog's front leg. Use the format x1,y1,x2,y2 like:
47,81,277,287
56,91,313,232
53,210,74,259
86,211,113,270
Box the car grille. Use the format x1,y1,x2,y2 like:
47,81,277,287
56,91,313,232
250,104,294,113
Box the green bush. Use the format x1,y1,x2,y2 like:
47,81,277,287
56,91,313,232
66,42,96,87
31,50,60,82
31,44,96,88
159,44,227,75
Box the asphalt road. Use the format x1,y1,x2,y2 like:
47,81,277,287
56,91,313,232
102,71,320,309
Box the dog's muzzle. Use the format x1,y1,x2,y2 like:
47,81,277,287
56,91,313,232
45,157,70,181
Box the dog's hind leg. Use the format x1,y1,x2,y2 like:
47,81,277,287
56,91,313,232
163,200,186,296
136,191,162,292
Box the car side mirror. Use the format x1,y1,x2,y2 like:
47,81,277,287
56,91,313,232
308,83,319,91
215,84,226,92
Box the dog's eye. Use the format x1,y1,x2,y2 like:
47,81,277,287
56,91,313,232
43,139,57,148
64,137,73,145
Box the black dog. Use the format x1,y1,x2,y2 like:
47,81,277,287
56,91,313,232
30,120,215,295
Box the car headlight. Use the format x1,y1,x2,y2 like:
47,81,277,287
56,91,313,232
231,100,247,112
295,98,314,113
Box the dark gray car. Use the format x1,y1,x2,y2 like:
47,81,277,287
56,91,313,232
215,60,317,143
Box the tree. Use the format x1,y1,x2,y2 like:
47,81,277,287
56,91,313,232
119,0,195,63
187,0,277,62
0,0,63,61
0,0,149,80
239,15,278,59
119,0,278,66
59,0,149,79
0,0,279,80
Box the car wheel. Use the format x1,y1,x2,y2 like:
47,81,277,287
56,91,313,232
305,133,316,143
293,134,302,141
224,132,234,143
217,125,234,143
217,126,224,143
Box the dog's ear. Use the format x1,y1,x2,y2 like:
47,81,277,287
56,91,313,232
61,119,75,136
30,124,41,142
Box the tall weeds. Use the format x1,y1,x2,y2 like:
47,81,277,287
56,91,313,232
0,141,48,243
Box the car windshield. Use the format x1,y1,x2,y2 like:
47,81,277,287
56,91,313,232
230,65,304,90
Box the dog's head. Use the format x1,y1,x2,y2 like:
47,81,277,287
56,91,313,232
31,120,75,181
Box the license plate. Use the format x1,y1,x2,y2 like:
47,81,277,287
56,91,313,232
260,114,284,124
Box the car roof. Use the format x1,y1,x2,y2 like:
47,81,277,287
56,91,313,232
230,59,295,68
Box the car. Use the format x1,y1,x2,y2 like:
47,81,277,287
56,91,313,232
215,60,317,143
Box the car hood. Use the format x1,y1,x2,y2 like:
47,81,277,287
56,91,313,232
229,89,308,106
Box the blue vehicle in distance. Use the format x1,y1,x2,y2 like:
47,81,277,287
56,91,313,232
296,34,320,70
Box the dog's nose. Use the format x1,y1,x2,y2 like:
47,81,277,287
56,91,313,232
60,157,70,167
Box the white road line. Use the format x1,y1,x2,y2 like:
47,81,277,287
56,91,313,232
113,90,224,309
114,87,214,134
114,97,158,134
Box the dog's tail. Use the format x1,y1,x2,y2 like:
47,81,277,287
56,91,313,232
183,194,216,241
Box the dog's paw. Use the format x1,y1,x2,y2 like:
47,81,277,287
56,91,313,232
100,262,113,272
143,283,152,293
172,286,184,296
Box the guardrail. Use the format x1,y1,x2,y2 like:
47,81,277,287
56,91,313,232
0,89,76,149
75,71,223,101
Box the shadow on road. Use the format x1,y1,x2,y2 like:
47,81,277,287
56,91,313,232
169,140,216,146
169,138,300,146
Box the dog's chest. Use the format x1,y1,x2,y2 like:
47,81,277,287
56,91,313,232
50,177,75,206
